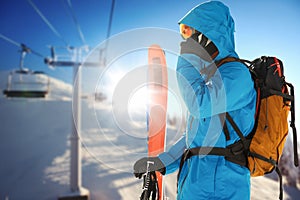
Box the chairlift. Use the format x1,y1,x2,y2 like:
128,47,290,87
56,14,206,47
3,44,50,98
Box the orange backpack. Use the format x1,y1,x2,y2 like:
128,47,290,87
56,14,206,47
219,56,298,200
178,56,298,200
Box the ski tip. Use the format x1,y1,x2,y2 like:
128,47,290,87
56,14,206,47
149,44,161,49
148,44,166,60
149,44,166,56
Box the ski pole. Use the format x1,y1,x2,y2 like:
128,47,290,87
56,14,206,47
140,161,154,200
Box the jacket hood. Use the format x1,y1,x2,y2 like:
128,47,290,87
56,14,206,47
178,1,238,61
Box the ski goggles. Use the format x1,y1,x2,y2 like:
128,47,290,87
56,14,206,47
179,24,195,39
179,23,219,61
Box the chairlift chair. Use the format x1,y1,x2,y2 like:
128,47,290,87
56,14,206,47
3,45,50,98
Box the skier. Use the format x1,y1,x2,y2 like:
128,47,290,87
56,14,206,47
134,1,256,199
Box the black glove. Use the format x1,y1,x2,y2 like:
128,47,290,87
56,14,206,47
133,157,166,179
180,32,219,62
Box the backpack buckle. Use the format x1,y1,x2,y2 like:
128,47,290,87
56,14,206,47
229,142,244,156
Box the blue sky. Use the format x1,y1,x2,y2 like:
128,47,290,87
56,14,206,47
1,0,300,89
1,0,300,80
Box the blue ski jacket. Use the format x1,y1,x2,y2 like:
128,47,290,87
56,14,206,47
158,1,256,199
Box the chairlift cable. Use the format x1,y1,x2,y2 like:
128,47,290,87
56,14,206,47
106,0,115,43
0,33,45,58
100,0,115,66
65,0,86,46
27,0,69,46
0,33,19,47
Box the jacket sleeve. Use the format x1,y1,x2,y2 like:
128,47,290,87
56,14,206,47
158,134,186,174
176,53,255,118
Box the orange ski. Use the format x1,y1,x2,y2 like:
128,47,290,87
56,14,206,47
147,44,168,200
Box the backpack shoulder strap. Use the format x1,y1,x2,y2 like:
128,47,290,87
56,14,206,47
216,57,239,67
216,57,251,67
201,57,251,82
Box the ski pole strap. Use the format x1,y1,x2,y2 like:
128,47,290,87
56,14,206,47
140,173,150,200
140,161,159,200
140,171,159,200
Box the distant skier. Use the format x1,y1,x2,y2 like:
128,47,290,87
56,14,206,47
134,1,256,200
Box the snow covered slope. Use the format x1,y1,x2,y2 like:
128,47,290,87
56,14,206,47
0,70,299,200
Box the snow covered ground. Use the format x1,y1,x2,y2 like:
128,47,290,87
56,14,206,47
0,71,299,199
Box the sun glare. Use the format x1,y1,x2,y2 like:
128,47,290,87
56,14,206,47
128,85,148,114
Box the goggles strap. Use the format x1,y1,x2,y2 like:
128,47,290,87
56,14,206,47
191,31,219,60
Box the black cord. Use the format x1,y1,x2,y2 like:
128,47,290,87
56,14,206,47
0,34,45,58
106,0,115,42
64,0,86,45
27,0,69,46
